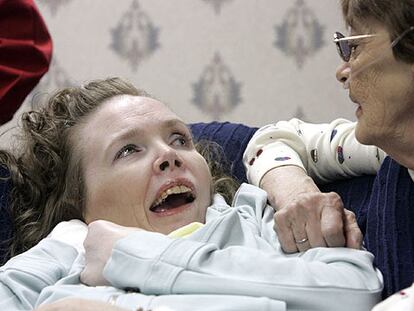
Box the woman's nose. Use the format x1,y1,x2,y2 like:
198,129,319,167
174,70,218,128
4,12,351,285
153,147,183,173
336,62,351,85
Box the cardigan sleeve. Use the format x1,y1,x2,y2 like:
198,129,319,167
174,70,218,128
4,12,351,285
0,239,78,310
0,0,52,124
103,230,382,310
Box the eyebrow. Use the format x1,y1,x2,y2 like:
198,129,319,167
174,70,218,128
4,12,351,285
105,118,188,155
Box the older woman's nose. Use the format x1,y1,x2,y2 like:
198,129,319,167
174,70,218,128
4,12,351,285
153,147,183,173
336,62,351,86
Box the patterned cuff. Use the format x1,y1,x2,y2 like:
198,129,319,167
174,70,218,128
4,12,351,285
246,141,306,186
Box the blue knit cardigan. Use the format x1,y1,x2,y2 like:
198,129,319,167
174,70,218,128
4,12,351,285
1,121,413,298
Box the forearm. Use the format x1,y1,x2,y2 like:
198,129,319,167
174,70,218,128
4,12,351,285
260,165,320,210
244,118,385,185
115,293,285,311
37,284,286,311
104,231,382,310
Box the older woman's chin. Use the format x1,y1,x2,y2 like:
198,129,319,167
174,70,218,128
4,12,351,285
355,123,391,152
354,122,375,146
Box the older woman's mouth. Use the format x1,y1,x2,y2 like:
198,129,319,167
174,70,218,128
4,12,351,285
347,93,363,118
349,92,358,104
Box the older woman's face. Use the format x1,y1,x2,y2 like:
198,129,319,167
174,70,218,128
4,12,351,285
336,21,414,148
76,95,212,234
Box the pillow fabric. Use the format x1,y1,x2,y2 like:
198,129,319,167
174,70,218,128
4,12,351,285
190,121,258,183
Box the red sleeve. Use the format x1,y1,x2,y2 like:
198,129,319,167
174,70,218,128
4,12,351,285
0,0,52,124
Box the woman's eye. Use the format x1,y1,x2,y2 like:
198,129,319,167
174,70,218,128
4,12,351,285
349,41,360,57
348,46,358,59
171,134,192,147
115,144,140,160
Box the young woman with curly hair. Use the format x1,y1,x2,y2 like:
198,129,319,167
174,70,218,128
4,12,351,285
0,77,381,311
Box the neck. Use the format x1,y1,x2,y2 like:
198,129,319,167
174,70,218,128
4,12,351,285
379,121,414,170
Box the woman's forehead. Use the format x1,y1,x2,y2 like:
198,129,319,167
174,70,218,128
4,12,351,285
73,95,187,162
75,95,183,141
106,94,170,112
93,95,179,124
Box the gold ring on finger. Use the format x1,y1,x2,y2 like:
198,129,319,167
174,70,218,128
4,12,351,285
295,237,309,244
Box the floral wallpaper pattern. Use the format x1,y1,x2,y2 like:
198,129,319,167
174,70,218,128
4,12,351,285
110,0,160,71
192,53,241,120
202,0,234,14
7,0,353,130
274,0,325,68
39,0,72,16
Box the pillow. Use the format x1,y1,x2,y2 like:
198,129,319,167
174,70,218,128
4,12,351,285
190,121,258,183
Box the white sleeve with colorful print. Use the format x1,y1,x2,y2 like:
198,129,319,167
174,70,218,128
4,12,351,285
243,118,386,185
372,283,414,311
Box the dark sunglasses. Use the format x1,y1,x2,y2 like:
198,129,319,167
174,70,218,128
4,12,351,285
334,26,414,62
333,32,376,62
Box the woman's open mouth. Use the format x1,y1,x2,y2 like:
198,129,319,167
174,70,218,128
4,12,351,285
150,185,195,214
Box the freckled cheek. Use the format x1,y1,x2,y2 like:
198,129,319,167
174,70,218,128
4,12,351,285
350,57,375,98
352,69,377,102
351,79,365,98
84,174,146,223
198,160,214,204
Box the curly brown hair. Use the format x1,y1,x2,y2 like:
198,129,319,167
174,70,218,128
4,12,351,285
340,0,414,63
0,77,239,261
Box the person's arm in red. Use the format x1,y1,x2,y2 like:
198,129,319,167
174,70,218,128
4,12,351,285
0,0,52,124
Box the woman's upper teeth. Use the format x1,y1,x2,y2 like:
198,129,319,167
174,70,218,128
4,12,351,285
153,185,192,207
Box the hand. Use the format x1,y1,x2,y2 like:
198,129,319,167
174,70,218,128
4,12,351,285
80,220,140,286
273,191,361,253
261,166,362,253
34,298,129,311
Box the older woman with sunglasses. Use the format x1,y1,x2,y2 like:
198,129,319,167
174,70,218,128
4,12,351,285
244,0,414,305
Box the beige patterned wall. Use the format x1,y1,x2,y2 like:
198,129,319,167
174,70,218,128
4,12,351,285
1,0,355,147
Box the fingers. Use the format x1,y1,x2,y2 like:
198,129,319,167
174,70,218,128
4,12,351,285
320,193,345,247
273,192,350,253
274,214,298,253
291,209,327,252
304,212,326,249
289,210,314,252
274,196,326,253
343,210,363,249
292,224,310,253
274,197,312,253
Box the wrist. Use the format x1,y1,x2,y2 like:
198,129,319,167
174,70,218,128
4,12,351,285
260,166,320,210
